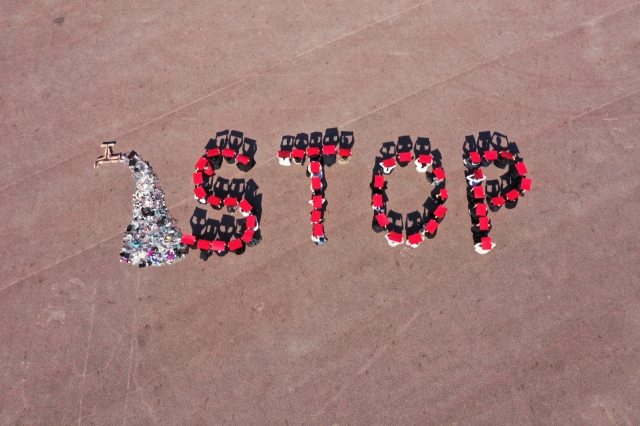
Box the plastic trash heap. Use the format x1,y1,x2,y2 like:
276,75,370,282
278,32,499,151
119,151,188,267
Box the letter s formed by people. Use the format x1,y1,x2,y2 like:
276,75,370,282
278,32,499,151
181,130,262,260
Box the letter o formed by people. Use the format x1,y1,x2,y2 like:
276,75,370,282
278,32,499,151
371,136,448,248
180,130,261,260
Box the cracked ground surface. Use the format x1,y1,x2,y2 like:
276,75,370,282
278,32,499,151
1,0,640,424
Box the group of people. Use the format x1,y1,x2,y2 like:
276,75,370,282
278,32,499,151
277,129,354,245
463,134,532,254
199,129,256,173
183,133,261,259
371,138,448,248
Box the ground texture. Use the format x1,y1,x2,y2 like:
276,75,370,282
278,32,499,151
1,0,640,424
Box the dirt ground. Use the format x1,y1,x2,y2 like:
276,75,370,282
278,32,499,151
1,1,640,424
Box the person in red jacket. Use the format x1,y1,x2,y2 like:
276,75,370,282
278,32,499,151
474,237,496,254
